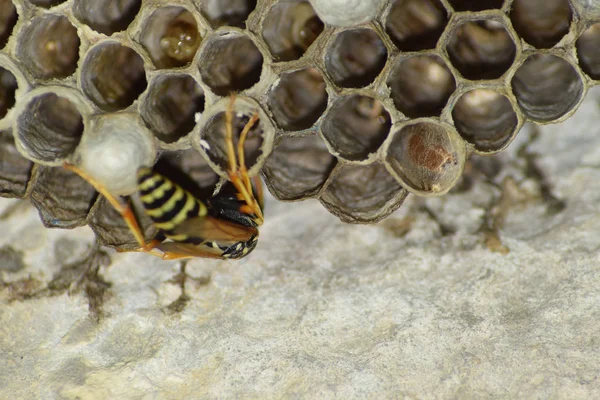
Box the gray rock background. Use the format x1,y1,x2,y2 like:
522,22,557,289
1,88,600,399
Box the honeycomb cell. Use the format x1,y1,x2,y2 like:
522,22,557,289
194,96,274,178
139,6,202,69
447,0,503,11
0,130,33,198
387,54,456,118
29,166,97,229
577,23,600,80
13,88,89,165
80,41,147,112
385,120,466,196
262,0,323,62
509,0,572,49
446,19,516,80
452,89,519,153
325,28,387,88
511,54,584,122
384,0,447,52
16,14,80,79
262,134,336,200
320,162,408,223
29,0,67,7
200,0,257,29
321,95,391,161
73,0,141,35
268,68,327,131
140,73,204,145
0,0,17,49
198,33,263,96
0,67,16,120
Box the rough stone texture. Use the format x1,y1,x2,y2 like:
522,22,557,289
1,88,600,399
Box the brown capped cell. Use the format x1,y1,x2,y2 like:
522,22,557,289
321,94,391,162
325,28,387,88
577,23,600,80
452,89,520,153
200,0,257,29
510,0,572,49
0,130,33,199
262,0,323,62
320,162,408,223
384,0,447,51
0,0,17,49
387,54,456,118
447,0,503,11
268,67,327,131
198,32,263,96
511,54,585,122
16,14,80,80
80,41,147,112
384,120,466,196
446,19,517,80
139,6,202,69
262,134,336,201
73,0,141,35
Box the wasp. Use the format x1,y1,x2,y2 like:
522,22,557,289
65,95,264,260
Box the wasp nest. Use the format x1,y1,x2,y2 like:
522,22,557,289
0,0,598,247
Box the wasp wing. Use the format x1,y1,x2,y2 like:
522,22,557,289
168,215,258,243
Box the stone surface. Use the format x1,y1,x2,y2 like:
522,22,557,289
1,88,600,399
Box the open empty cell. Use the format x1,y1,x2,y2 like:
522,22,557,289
0,67,16,119
17,14,80,79
325,28,387,88
198,33,263,96
447,0,503,11
385,0,447,51
262,134,336,200
141,74,204,144
321,95,391,161
200,0,257,29
577,23,600,80
320,163,408,223
80,42,147,111
511,54,584,122
140,6,201,69
262,0,323,62
73,0,141,35
268,68,327,131
15,92,84,164
452,89,519,153
388,54,456,118
510,0,572,49
0,0,17,49
30,0,66,7
385,121,466,196
446,19,516,80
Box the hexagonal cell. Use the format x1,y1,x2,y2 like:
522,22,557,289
198,33,263,96
262,134,336,201
73,0,141,35
268,68,327,131
385,0,447,52
384,120,466,196
200,0,256,29
325,28,387,88
29,0,67,7
0,0,17,49
321,95,391,161
139,6,202,69
80,41,147,112
320,162,408,223
446,19,516,80
0,66,16,120
577,23,600,80
140,73,204,145
509,0,572,49
452,89,519,153
16,14,80,79
447,0,503,11
194,96,275,178
262,1,323,62
29,166,97,229
387,54,456,118
511,54,584,122
0,130,33,198
13,89,86,165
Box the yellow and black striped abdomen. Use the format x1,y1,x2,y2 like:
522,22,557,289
137,167,208,239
